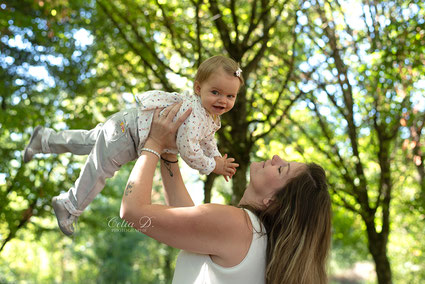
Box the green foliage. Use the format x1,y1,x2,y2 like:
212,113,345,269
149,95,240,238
1,0,425,283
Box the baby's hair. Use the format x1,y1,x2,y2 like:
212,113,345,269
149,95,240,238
194,55,244,94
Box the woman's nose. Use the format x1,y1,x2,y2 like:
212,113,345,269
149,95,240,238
271,155,284,165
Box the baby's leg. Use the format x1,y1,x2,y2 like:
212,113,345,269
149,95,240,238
42,124,103,155
60,109,139,214
23,124,103,163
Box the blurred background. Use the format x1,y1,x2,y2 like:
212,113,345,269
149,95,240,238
1,0,424,283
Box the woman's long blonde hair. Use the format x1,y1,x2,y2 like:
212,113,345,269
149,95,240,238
241,163,332,284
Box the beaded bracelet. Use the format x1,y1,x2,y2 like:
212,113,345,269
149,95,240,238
140,148,161,159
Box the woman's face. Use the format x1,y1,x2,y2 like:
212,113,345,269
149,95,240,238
248,155,306,203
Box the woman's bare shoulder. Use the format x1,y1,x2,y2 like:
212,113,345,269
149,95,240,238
197,203,254,267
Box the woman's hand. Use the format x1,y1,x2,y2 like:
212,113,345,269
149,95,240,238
147,102,192,152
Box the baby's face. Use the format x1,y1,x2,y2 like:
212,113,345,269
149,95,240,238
195,68,240,116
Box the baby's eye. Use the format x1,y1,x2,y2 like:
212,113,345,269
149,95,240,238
227,95,235,99
212,90,219,95
278,166,282,174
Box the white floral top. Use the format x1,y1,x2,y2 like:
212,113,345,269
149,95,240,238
135,90,221,175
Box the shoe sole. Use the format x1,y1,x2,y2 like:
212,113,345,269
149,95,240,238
52,197,74,236
23,126,43,163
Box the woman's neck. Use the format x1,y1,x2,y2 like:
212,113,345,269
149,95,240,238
238,191,265,210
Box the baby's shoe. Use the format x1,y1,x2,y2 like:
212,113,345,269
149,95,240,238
52,194,79,236
23,126,44,163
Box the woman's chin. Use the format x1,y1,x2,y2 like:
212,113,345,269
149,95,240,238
249,162,261,175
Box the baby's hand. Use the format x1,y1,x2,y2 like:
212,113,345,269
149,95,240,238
213,154,239,182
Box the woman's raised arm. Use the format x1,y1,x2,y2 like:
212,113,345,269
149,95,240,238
160,153,194,207
119,103,251,263
120,103,191,215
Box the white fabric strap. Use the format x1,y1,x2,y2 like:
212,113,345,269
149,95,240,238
57,193,84,216
60,216,76,227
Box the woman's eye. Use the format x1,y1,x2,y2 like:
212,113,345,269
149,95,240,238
278,167,282,174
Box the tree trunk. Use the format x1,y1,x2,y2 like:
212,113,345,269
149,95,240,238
230,156,250,205
203,173,217,203
163,245,174,282
365,224,392,284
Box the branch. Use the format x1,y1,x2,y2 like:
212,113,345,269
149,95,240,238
330,184,361,214
154,0,192,59
207,0,235,56
244,0,291,76
361,0,379,50
286,113,358,196
243,0,290,52
1,163,56,252
248,19,297,126
230,0,240,45
242,0,279,45
317,82,348,120
96,0,173,90
252,90,303,141
190,0,203,68
111,0,179,75
241,0,259,49
243,35,268,76
387,83,413,140
308,96,352,179
332,0,362,59
0,202,35,252
316,4,369,201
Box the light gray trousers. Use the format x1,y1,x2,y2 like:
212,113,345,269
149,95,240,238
42,108,139,215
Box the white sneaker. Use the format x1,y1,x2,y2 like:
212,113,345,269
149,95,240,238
23,126,44,163
52,195,78,236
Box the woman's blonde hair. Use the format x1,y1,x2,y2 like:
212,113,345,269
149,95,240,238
194,55,244,94
241,163,332,284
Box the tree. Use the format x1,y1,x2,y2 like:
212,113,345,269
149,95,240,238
0,0,102,251
3,0,425,282
91,0,301,204
282,0,425,282
402,107,425,207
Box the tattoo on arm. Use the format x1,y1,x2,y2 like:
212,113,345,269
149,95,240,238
163,160,174,177
125,181,134,196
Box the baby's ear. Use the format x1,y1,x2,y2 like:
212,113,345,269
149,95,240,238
194,81,201,95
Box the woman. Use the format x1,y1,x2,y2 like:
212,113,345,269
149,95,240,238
120,103,332,284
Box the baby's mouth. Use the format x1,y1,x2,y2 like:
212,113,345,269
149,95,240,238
212,106,225,111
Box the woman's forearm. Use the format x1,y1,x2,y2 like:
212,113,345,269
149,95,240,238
120,139,161,217
121,103,193,220
160,153,194,207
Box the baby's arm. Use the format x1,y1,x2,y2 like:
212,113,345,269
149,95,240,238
213,154,239,182
201,132,239,181
177,111,239,178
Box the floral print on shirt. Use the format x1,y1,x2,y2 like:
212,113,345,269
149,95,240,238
135,90,221,175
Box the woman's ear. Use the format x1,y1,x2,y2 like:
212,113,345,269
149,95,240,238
262,197,274,208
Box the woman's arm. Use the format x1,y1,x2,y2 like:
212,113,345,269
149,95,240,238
120,104,252,265
160,153,194,207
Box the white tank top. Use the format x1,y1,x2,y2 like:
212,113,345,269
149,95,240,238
171,209,267,284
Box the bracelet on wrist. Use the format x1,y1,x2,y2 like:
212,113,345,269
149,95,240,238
161,156,178,163
141,148,161,159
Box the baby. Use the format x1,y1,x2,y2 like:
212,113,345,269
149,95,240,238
23,55,243,236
